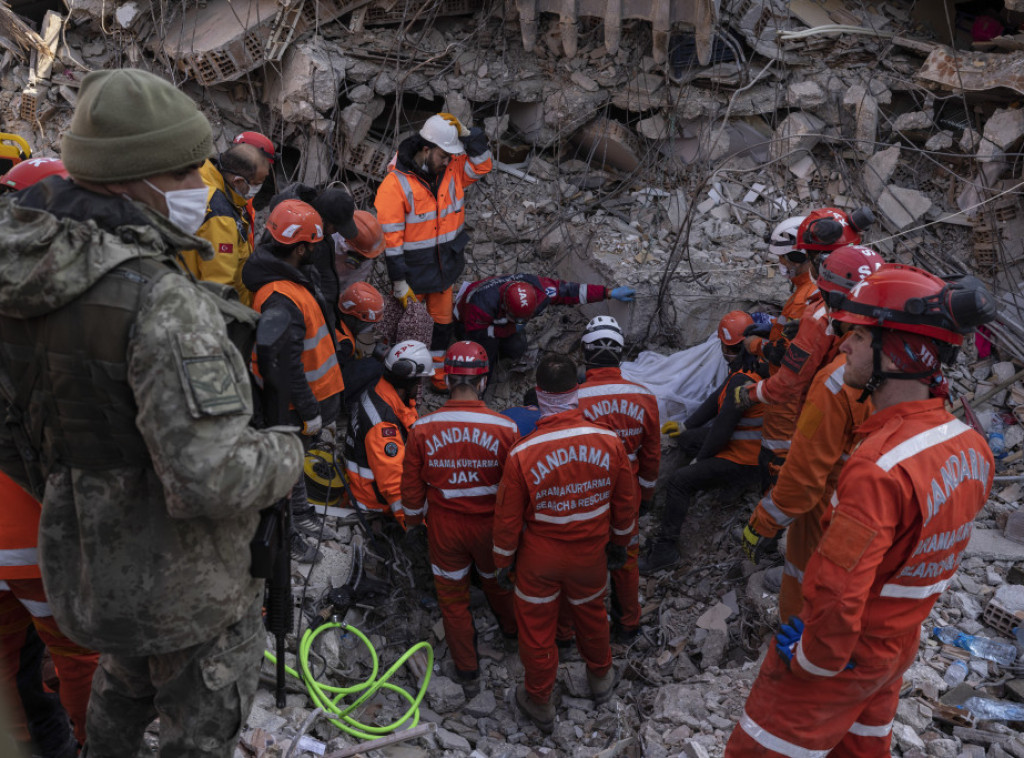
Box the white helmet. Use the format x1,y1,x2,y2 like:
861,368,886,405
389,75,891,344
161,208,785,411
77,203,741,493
384,340,434,378
581,315,624,366
767,216,806,257
420,115,465,155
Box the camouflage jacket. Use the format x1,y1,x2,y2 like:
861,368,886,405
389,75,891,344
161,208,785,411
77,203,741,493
0,179,303,655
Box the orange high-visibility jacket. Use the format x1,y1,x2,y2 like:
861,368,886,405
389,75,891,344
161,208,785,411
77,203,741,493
578,366,661,501
402,399,520,526
751,353,872,539
0,471,41,580
746,270,817,366
792,398,992,679
492,409,638,568
252,280,344,404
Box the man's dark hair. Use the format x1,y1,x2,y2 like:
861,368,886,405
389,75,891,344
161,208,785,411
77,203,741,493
266,239,304,259
536,354,577,393
219,144,262,181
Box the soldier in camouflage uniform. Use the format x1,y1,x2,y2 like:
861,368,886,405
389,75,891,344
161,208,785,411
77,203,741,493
0,69,304,757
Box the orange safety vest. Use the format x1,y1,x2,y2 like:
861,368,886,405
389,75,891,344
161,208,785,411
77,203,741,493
716,369,765,466
252,280,343,402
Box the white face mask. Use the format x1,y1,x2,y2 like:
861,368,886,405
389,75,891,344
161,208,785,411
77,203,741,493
144,180,208,236
244,182,262,200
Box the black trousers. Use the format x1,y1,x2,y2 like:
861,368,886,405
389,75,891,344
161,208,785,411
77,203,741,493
463,329,527,383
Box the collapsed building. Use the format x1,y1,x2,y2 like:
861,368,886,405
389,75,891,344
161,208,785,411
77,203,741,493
3,0,1024,756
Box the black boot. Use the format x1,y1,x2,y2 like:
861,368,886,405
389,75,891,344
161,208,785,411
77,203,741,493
638,539,680,575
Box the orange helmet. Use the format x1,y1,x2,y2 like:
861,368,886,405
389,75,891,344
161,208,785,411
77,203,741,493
348,210,385,258
338,282,384,323
266,199,324,245
1,157,68,191
795,207,874,253
718,311,754,346
233,131,276,163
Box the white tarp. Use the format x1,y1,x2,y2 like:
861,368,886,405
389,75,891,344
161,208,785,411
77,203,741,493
621,335,727,425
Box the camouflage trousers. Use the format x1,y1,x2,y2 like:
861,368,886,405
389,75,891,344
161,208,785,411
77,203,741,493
83,595,263,758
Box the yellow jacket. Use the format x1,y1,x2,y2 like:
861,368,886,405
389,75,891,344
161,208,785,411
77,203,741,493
180,160,254,305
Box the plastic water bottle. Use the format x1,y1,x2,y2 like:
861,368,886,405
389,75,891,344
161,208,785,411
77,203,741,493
932,627,1019,666
963,697,1024,721
988,415,1008,460
943,659,968,686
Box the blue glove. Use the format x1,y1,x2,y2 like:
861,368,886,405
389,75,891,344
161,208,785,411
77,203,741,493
775,618,855,671
609,286,635,302
775,617,804,664
743,322,771,338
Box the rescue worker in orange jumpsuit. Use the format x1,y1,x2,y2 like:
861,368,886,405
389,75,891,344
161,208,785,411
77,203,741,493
343,340,432,526
577,316,660,642
0,472,98,757
375,113,493,390
401,341,520,693
244,199,344,563
738,207,875,490
726,265,996,757
337,281,386,408
742,245,884,624
639,311,766,574
493,354,637,733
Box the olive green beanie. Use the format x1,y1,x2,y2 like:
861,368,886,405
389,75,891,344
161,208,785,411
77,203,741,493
62,68,212,183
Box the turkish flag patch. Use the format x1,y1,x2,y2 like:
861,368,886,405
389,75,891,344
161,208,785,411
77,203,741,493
381,426,397,437
218,243,233,254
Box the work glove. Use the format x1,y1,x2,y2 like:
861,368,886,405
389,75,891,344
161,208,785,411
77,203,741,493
606,543,628,572
743,322,771,338
661,421,686,437
495,566,514,591
775,617,804,664
392,280,417,308
439,111,470,137
733,385,755,411
608,286,635,303
762,339,787,366
781,320,800,341
301,414,323,437
741,522,779,563
461,126,489,157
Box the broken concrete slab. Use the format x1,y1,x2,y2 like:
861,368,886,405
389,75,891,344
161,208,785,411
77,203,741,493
862,145,900,202
769,112,825,167
984,108,1024,152
965,529,1024,562
878,185,932,230
841,84,878,158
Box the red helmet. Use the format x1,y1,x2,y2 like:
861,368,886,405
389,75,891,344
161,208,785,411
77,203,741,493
266,199,324,245
0,157,68,191
444,341,489,376
717,310,754,346
338,282,384,323
795,207,873,253
501,281,539,322
233,131,276,163
830,264,996,346
817,245,884,308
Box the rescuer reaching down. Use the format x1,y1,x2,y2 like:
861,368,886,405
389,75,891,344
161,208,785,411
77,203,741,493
492,353,638,733
726,264,996,757
639,311,767,575
401,341,520,695
454,273,635,381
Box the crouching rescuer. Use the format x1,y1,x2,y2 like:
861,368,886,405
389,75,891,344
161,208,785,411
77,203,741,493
726,264,996,756
401,341,520,694
492,354,638,733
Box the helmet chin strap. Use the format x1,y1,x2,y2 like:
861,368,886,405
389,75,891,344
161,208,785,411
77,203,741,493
858,328,932,403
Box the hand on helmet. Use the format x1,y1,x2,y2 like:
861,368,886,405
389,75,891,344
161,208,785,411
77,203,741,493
461,127,489,157
438,112,470,137
608,286,635,303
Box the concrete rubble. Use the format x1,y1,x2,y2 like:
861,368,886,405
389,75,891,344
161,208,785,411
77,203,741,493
3,0,1024,756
